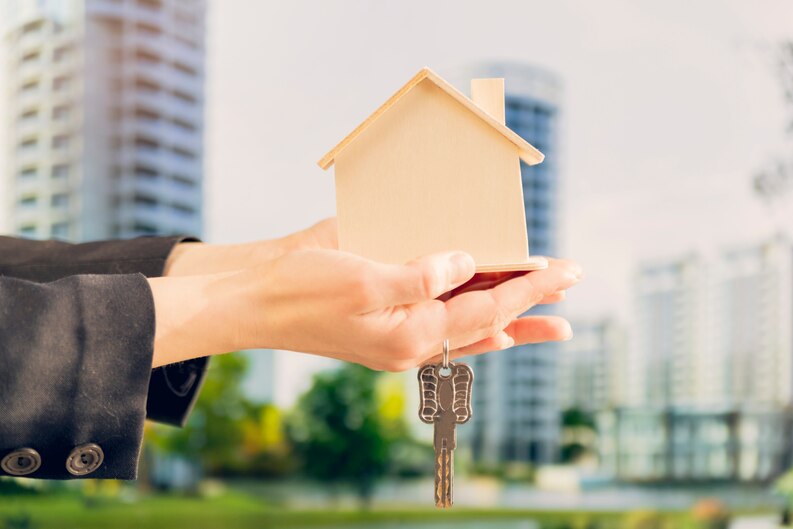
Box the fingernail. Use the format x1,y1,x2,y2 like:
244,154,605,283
449,252,475,282
503,336,515,349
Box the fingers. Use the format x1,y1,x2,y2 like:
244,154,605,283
436,258,580,346
363,251,476,310
421,316,573,364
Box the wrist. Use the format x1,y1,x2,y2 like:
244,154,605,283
164,239,286,276
148,270,252,367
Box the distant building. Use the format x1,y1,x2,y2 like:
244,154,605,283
631,255,705,407
558,319,626,413
2,0,204,241
597,406,793,483
708,237,793,406
453,62,563,466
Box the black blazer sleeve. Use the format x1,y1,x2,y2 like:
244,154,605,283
0,236,209,480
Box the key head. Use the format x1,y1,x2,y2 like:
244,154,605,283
418,362,474,424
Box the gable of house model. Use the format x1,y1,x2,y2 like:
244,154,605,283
318,67,544,170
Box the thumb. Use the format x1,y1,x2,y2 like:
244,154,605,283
376,251,476,307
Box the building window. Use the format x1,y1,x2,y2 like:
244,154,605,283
19,109,38,122
172,118,196,132
51,193,69,208
53,75,70,92
173,61,197,77
52,164,70,178
135,49,161,65
173,203,194,215
21,21,43,34
134,194,158,208
172,90,196,105
19,138,38,151
19,195,37,208
19,225,37,238
172,146,195,160
133,222,158,234
20,80,39,93
51,222,70,239
19,166,37,179
135,165,158,179
52,105,70,121
172,174,194,187
52,135,70,150
53,46,70,63
20,51,40,64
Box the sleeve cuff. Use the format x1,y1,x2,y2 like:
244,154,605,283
0,273,155,480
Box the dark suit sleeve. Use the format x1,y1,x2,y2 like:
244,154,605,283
0,235,209,428
0,272,156,479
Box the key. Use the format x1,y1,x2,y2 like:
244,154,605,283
418,345,473,509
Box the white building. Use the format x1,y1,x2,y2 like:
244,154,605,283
558,319,626,413
707,237,793,406
2,0,204,241
631,254,706,407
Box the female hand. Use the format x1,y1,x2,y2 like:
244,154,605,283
148,248,581,370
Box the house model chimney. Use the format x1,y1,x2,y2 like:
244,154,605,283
471,78,505,125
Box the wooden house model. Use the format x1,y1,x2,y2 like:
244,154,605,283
318,67,548,272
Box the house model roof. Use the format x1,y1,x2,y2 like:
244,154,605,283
318,67,545,170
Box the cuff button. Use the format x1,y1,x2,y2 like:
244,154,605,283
1,448,42,476
66,443,104,476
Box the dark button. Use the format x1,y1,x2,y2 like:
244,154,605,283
1,448,41,476
66,443,104,476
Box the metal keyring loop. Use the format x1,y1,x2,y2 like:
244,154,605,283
442,339,450,369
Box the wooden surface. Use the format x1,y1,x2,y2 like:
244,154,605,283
476,257,548,272
318,67,544,170
471,78,505,125
334,77,531,268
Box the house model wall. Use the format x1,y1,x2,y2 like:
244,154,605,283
319,68,548,273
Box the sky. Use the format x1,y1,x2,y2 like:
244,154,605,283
202,0,793,404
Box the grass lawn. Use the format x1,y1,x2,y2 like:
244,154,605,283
0,491,697,529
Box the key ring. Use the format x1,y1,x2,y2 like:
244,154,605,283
442,339,450,369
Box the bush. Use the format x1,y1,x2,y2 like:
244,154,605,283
691,498,730,529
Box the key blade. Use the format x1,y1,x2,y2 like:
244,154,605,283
434,447,454,508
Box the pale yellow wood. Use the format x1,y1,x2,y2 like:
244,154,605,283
318,67,544,170
476,257,548,273
471,78,505,125
334,78,531,268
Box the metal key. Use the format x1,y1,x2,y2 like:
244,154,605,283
418,340,474,508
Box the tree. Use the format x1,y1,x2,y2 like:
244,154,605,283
148,354,270,475
287,364,409,506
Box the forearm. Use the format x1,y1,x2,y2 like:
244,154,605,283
148,271,254,367
163,239,289,277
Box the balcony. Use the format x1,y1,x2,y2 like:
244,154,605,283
17,31,45,53
17,61,43,82
17,90,42,109
16,118,43,138
129,89,167,115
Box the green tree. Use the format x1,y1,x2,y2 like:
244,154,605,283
287,364,408,506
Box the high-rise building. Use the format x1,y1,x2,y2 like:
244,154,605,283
708,237,793,406
558,319,626,413
452,63,563,466
631,254,705,407
2,0,204,241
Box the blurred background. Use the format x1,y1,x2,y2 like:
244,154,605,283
2,0,793,528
